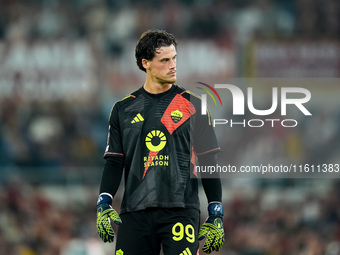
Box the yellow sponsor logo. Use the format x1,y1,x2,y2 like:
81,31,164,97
145,130,167,152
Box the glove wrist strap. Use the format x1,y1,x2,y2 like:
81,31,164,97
97,192,113,205
208,201,224,216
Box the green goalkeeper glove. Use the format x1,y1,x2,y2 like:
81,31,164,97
198,202,225,253
96,193,122,243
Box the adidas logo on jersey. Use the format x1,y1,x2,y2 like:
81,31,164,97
131,113,144,123
180,247,192,255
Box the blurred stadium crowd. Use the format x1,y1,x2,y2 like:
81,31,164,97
1,0,340,254
0,0,339,79
2,177,340,254
0,0,339,50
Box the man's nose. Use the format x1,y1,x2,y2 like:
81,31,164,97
169,59,176,69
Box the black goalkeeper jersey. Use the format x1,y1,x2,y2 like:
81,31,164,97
104,85,220,214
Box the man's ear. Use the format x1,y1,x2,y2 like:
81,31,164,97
142,59,150,70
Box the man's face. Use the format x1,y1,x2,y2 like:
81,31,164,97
143,44,177,85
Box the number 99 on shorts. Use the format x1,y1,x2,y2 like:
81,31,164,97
172,223,195,243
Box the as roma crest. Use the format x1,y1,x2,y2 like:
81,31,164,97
171,110,183,123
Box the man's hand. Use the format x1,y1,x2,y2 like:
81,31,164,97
198,202,225,253
96,193,122,243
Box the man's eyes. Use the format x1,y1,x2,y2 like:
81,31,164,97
161,57,176,62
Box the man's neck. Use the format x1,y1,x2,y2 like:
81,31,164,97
143,82,173,94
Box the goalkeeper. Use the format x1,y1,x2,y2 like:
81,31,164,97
96,29,224,255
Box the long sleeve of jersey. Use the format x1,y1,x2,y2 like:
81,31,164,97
198,153,222,203
99,157,124,198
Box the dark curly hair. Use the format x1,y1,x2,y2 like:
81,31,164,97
135,29,177,72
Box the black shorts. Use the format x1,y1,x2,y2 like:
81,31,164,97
115,208,200,255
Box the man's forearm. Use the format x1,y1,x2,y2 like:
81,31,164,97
99,157,124,197
198,153,222,202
